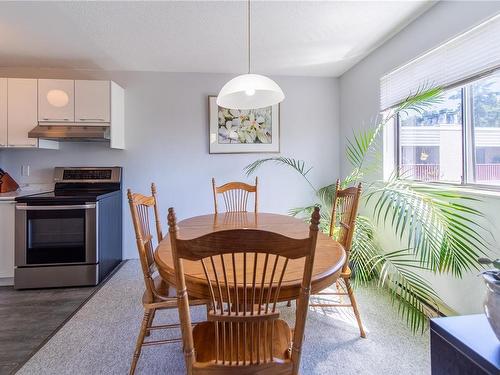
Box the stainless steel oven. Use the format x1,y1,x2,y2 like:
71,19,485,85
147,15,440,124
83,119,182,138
14,167,122,289
15,203,97,267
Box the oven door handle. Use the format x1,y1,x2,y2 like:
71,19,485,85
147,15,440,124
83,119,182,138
16,204,96,210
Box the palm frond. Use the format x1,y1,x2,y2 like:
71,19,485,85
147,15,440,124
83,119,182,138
244,157,316,192
346,128,378,168
344,86,443,179
350,216,381,285
397,85,443,115
345,126,384,174
317,183,338,208
289,204,332,233
365,178,489,276
288,206,313,217
342,168,363,187
244,157,312,177
375,248,442,333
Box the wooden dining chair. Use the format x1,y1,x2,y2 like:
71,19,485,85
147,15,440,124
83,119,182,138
168,206,321,375
127,184,207,375
309,179,365,338
212,177,258,213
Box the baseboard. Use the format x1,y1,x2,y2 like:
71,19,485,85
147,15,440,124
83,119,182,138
0,277,14,287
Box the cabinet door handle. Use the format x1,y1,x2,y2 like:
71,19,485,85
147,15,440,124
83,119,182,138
8,144,36,147
42,118,70,121
79,118,106,121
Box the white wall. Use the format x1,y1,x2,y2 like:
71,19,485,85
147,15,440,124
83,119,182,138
339,1,500,314
0,68,340,259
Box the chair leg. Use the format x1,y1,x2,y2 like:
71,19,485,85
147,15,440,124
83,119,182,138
336,280,344,303
344,277,366,338
130,309,152,375
145,309,156,337
286,300,292,307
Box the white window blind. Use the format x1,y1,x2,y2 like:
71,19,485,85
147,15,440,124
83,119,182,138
380,13,500,110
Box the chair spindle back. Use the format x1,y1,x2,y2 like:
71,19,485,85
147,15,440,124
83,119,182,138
329,179,362,271
212,177,258,213
168,207,321,374
128,183,165,303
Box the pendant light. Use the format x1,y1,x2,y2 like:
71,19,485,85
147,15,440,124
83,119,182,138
217,0,284,110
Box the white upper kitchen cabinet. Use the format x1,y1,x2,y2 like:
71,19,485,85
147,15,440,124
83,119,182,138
38,78,124,149
38,79,75,123
8,78,38,147
75,80,110,123
0,78,7,147
7,78,58,149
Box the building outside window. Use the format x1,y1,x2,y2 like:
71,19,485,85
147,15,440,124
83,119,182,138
396,71,500,186
471,72,500,184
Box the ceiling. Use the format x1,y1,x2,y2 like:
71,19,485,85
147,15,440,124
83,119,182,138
0,1,433,77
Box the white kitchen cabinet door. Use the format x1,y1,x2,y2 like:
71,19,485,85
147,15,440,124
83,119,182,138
0,78,7,147
75,80,110,123
38,79,75,122
7,78,38,147
0,201,15,283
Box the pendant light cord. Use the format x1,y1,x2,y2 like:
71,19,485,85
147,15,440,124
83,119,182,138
247,0,251,74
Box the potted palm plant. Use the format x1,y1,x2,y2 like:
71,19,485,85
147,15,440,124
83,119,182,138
244,88,491,333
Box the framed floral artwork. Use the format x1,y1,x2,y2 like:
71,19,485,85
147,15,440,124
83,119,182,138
208,96,280,154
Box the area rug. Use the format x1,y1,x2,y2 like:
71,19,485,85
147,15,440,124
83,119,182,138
17,260,430,374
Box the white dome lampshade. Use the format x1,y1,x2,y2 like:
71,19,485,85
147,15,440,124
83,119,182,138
216,73,284,109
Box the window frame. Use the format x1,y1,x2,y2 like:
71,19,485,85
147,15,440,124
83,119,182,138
394,69,500,191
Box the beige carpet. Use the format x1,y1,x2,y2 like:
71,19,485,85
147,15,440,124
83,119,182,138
17,260,430,374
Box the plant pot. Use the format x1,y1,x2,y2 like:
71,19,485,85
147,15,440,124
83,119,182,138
483,273,500,340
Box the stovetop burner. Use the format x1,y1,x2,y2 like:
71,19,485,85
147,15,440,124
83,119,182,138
16,167,122,204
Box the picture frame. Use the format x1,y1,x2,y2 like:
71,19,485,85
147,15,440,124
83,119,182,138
208,96,280,154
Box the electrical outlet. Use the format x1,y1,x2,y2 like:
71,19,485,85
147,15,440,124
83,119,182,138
21,165,30,177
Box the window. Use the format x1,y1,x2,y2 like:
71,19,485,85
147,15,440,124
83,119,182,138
471,73,500,184
396,71,500,187
398,88,463,183
382,14,500,187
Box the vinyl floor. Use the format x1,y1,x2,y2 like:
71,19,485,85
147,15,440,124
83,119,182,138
0,284,97,374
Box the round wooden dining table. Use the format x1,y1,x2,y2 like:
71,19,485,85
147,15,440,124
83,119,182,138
154,212,346,301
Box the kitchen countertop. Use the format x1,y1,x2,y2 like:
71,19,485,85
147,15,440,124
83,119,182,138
0,184,53,201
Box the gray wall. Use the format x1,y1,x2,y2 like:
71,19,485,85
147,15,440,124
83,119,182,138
0,68,340,259
339,1,500,314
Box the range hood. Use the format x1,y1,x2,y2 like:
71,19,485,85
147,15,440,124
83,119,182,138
28,125,111,142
